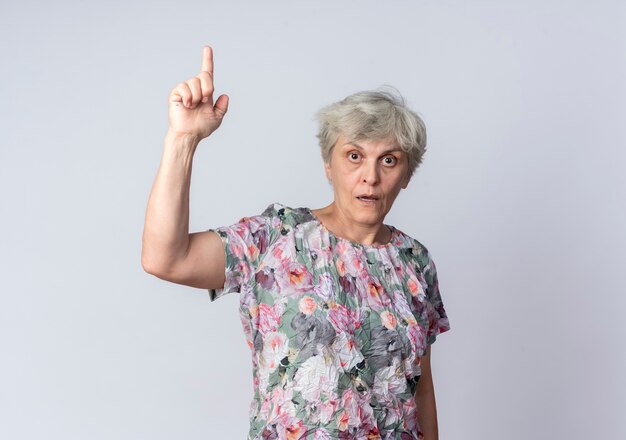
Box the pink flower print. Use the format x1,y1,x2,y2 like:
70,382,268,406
407,275,426,303
340,388,375,434
344,255,367,279
336,410,349,432
406,320,427,358
405,314,417,326
259,393,272,420
271,244,284,260
259,332,289,392
269,386,296,423
394,263,406,279
366,427,382,439
328,303,361,334
328,303,349,333
271,216,282,229
278,260,312,291
367,279,389,309
293,355,339,407
317,399,339,425
341,389,361,424
306,227,325,257
313,428,333,440
345,390,365,425
336,242,365,278
288,264,309,286
315,247,333,269
407,277,419,296
269,413,307,440
231,241,245,260
259,303,284,335
428,312,440,338
401,354,419,381
388,289,415,322
234,261,250,282
261,331,289,372
240,316,254,349
234,225,259,258
312,273,334,302
261,425,277,439
255,267,276,290
335,258,347,277
373,359,407,407
252,227,269,254
247,243,260,262
416,272,428,293
338,274,358,297
298,296,317,315
401,395,419,433
332,332,364,371
335,240,349,257
304,398,339,425
270,385,293,406
380,310,397,330
284,419,306,440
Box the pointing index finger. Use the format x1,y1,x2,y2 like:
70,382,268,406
201,45,213,76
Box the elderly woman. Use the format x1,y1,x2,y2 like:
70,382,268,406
142,46,451,440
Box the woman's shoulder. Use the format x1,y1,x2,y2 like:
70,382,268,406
259,201,316,227
390,226,436,270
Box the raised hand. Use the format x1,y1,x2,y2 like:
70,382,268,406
167,46,229,140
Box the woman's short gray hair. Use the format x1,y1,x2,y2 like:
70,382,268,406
314,87,427,180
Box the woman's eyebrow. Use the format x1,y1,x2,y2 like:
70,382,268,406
343,141,402,155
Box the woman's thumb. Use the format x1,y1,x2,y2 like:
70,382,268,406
214,94,229,117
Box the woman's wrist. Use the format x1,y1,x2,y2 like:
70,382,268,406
164,129,202,149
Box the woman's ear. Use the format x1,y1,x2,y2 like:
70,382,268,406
324,160,332,182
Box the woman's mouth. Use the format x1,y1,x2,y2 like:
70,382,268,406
356,195,379,203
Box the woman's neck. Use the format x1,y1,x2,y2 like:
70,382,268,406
311,202,392,246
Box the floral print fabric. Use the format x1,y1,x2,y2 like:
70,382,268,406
208,202,450,440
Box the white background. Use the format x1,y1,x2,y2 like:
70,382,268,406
1,1,624,438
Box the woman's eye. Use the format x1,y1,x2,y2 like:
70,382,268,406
349,152,360,161
383,156,396,165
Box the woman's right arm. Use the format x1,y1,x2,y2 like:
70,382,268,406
141,46,229,290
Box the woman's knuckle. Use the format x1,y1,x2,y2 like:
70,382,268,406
197,71,211,81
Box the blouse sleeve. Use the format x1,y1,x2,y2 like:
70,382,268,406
206,204,281,302
422,252,451,345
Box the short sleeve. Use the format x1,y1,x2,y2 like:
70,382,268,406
422,252,451,345
207,203,282,302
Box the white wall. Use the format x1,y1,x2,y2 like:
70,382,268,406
1,1,624,438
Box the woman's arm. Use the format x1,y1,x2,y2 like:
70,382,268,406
415,345,439,440
141,46,229,288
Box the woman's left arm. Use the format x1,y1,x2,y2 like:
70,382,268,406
415,345,439,440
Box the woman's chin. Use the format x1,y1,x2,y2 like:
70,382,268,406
350,205,385,225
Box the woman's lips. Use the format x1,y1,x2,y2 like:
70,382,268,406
357,196,379,203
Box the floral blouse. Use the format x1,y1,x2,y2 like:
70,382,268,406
208,202,451,440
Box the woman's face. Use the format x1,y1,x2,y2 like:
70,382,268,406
324,134,410,227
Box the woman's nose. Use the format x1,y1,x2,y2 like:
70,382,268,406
362,162,380,184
